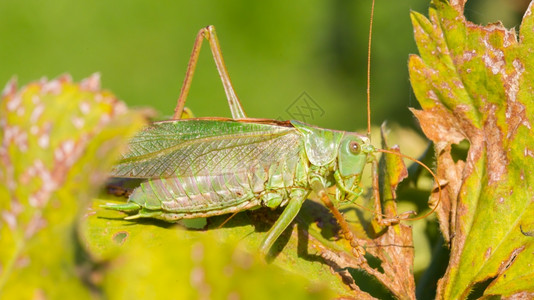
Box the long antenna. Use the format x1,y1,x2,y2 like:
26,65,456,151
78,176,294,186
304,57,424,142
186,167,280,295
366,0,375,137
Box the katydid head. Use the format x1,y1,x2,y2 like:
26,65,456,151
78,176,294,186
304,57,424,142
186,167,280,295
336,133,374,202
290,121,375,199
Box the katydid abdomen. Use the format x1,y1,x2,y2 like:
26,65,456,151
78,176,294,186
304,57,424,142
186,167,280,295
121,154,310,220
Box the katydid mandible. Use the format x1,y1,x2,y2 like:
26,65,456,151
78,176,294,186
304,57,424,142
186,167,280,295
105,25,432,258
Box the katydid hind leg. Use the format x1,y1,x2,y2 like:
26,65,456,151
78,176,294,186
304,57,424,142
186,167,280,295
173,26,247,120
260,190,307,256
372,155,415,226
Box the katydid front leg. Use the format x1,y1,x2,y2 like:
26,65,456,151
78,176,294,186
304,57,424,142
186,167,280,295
371,158,414,226
173,25,247,120
260,189,307,255
310,176,365,259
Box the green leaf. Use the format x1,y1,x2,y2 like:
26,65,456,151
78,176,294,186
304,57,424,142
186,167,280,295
409,0,534,298
87,152,423,299
379,123,409,217
0,74,146,298
81,199,343,299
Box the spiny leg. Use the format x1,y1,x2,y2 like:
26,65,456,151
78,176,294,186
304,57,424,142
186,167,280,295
371,156,414,226
260,190,307,256
217,211,239,229
371,158,387,225
173,25,247,120
310,176,365,259
375,148,442,223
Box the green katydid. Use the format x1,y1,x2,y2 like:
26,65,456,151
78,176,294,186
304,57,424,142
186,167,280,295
105,23,440,258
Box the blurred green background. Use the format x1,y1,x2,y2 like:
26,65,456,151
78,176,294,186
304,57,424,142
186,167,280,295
0,0,526,131
0,0,529,297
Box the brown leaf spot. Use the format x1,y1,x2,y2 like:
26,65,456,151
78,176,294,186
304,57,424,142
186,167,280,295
497,246,524,274
1,210,17,230
484,247,492,259
504,60,530,139
32,289,46,300
190,266,210,296
483,103,507,185
4,125,28,152
16,106,24,117
432,145,465,242
79,101,90,115
232,248,253,270
71,116,84,129
24,215,47,239
449,0,466,11
80,73,101,91
30,104,44,124
6,95,21,112
462,49,477,62
37,122,52,149
191,242,204,263
26,160,56,207
1,77,17,98
410,108,465,144
503,291,534,299
112,231,129,245
31,94,40,104
15,255,30,269
41,79,63,95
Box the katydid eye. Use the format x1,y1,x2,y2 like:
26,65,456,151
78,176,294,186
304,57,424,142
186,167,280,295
349,141,360,154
